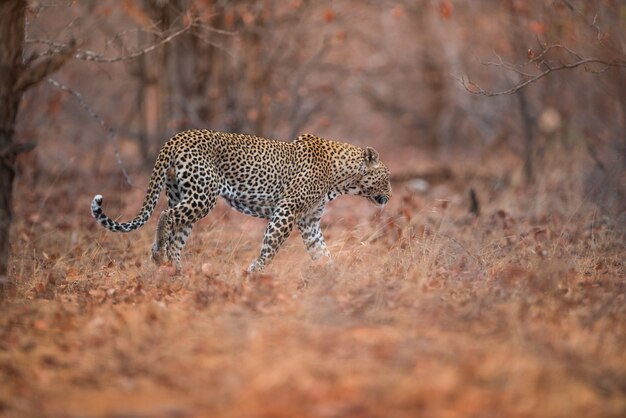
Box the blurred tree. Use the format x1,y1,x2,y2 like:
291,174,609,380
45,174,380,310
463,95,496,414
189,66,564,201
358,1,506,150
164,0,335,139
0,0,75,281
125,0,192,162
1,1,193,282
461,0,626,184
121,0,337,165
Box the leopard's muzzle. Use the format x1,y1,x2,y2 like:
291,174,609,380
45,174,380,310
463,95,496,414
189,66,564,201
373,195,389,207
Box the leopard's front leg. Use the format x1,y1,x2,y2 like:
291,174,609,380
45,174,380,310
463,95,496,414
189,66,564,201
297,204,331,261
247,203,297,272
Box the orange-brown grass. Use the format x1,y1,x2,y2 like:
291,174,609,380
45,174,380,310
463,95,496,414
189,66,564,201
1,148,624,418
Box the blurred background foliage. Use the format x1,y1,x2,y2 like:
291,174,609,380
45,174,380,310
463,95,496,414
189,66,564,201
16,0,625,209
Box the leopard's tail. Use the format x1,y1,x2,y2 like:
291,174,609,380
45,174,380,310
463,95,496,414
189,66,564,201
91,142,174,233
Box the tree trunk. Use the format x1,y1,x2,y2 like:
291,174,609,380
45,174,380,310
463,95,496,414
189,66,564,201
0,0,74,284
516,89,535,184
0,0,26,281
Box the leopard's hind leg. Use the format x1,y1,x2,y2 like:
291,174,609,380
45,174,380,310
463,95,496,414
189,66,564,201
152,164,218,273
151,168,180,265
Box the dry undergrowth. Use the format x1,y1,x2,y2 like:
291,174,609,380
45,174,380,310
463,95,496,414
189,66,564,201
1,149,625,418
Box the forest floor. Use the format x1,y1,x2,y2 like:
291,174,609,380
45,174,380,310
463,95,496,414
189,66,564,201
1,145,625,418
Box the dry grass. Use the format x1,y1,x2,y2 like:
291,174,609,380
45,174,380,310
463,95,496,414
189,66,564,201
1,147,625,418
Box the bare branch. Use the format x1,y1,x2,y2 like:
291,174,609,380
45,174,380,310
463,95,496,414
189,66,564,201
15,39,77,93
0,142,36,159
482,52,536,78
460,45,626,97
47,78,133,186
27,20,196,64
560,0,604,40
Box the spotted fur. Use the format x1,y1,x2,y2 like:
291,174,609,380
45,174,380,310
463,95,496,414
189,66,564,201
91,129,391,273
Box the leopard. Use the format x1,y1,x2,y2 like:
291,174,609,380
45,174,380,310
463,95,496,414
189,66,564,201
91,129,391,273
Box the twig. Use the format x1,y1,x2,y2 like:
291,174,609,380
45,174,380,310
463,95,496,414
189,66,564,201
482,52,535,78
458,43,625,96
16,40,77,93
47,78,133,186
459,55,625,97
560,0,604,41
27,21,195,64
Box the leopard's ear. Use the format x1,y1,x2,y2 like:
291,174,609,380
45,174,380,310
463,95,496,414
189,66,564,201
364,147,380,168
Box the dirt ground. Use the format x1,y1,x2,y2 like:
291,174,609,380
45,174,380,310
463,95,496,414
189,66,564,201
1,146,625,418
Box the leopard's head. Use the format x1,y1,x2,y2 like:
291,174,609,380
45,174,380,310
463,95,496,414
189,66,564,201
351,147,392,207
